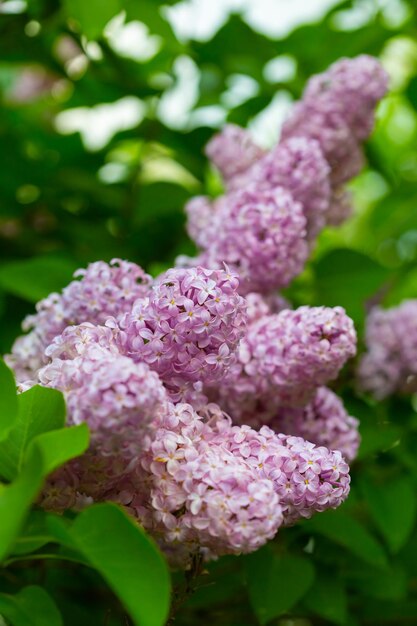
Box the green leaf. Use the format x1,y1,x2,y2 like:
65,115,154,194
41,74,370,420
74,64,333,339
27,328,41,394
0,586,62,626
348,562,407,601
69,503,171,626
245,547,315,625
64,0,122,40
360,475,417,553
313,249,388,325
11,511,56,556
0,358,18,441
0,256,77,303
303,509,387,568
25,423,89,477
0,386,66,480
304,574,347,624
0,425,88,562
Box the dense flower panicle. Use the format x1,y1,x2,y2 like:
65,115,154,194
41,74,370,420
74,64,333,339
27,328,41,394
101,403,350,563
8,53,385,566
357,300,417,399
304,55,389,140
6,259,152,382
281,102,365,187
281,56,388,189
212,306,357,424
273,387,360,462
197,186,308,295
230,138,331,239
38,324,167,456
214,423,351,526
115,266,247,393
205,124,265,182
104,403,283,562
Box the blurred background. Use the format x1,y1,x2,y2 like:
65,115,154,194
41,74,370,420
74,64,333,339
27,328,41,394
2,1,417,624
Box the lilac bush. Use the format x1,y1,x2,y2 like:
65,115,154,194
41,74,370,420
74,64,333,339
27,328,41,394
6,54,388,568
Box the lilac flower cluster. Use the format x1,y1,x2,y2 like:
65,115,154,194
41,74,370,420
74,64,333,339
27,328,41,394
7,259,151,382
6,54,385,567
183,55,387,293
95,403,349,564
282,54,388,220
38,323,167,456
211,306,357,425
115,266,247,400
274,387,360,463
195,187,308,294
7,255,357,564
357,300,417,399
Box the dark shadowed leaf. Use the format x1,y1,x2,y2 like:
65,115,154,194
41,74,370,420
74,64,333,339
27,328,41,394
69,503,171,626
304,574,347,624
0,257,78,303
314,249,388,325
303,509,387,568
0,586,62,626
360,475,417,553
245,547,315,625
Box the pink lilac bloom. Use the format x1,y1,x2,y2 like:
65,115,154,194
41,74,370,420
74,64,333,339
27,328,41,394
212,306,357,424
37,324,167,457
101,402,350,564
103,403,283,564
186,139,330,250
281,101,365,187
273,387,360,462
115,266,247,398
205,123,265,183
213,421,351,526
196,186,308,295
304,55,389,140
229,137,331,240
281,56,388,188
357,300,417,399
6,259,152,382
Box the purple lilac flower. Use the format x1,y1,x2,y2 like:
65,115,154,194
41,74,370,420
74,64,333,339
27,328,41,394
205,123,265,182
213,421,351,526
357,300,417,399
103,402,350,564
195,186,308,295
212,306,357,424
37,324,167,456
115,266,247,397
281,56,388,188
229,137,331,240
304,55,389,140
6,259,152,382
273,387,360,462
281,102,365,187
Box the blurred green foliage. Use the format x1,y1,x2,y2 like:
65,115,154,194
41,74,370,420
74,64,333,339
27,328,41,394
2,0,417,625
